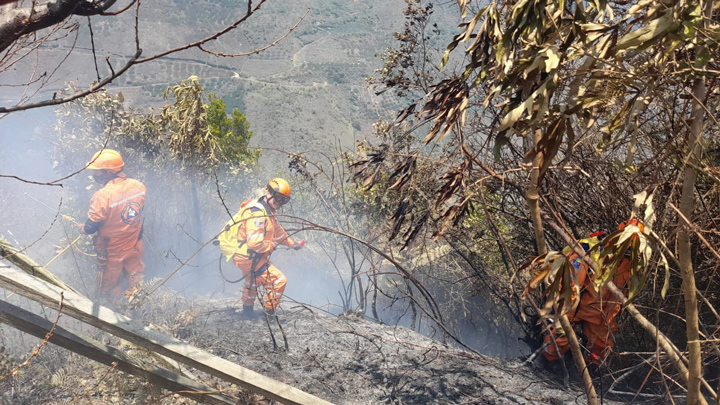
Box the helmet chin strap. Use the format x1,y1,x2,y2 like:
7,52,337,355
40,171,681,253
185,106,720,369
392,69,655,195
266,192,280,207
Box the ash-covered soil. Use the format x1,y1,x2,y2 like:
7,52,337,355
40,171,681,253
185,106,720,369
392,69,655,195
1,294,616,404
176,299,603,404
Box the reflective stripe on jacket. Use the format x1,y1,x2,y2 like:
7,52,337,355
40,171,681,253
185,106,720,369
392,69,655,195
235,198,295,265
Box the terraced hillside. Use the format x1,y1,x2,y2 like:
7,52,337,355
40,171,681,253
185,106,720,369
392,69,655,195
1,0,458,158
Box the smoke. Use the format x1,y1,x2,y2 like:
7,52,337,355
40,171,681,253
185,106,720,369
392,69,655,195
0,107,349,322
1,110,531,362
0,109,68,257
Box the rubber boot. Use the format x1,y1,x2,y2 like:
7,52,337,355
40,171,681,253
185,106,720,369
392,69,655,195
242,305,259,320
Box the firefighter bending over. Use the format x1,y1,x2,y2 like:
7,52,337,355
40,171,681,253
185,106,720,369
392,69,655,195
78,149,146,303
220,178,304,318
541,221,636,366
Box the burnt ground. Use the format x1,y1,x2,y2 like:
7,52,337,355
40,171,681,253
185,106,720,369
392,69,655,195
177,295,612,404
189,304,591,405
0,294,618,404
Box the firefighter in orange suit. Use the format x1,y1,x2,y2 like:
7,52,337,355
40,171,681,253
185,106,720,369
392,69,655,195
542,225,633,365
233,178,304,317
78,149,146,301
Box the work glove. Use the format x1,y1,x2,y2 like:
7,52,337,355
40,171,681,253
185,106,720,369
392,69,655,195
291,240,306,250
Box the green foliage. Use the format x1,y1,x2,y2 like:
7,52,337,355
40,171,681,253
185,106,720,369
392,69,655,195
160,76,221,169
206,94,259,167
53,76,258,175
123,76,258,173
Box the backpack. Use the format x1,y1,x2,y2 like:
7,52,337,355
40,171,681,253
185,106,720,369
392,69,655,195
216,198,267,261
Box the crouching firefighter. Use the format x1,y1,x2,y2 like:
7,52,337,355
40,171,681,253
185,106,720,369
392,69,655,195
541,222,636,366
217,178,305,318
78,149,146,304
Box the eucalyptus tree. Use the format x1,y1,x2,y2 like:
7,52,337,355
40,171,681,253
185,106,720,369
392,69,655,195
138,76,258,248
356,0,720,401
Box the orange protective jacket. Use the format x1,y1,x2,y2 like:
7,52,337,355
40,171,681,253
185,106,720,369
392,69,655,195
542,253,631,364
88,174,146,252
234,198,295,272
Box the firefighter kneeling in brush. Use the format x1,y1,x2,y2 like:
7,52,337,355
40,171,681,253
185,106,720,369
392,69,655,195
217,178,304,318
78,149,146,303
541,221,639,366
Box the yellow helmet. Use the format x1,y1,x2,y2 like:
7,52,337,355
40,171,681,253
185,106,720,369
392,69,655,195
267,178,291,204
87,149,124,172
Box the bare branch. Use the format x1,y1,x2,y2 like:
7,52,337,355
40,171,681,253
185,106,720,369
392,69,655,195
0,292,64,382
134,0,268,64
87,16,100,82
0,0,286,114
0,49,140,113
0,1,116,53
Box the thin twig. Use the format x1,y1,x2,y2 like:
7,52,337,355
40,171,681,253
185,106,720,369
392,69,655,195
87,16,101,82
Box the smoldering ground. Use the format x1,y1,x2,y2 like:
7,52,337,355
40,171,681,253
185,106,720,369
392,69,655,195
146,298,618,405
1,286,610,404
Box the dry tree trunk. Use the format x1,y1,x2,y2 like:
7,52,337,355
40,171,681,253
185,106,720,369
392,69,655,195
559,314,598,402
679,1,713,401
527,129,598,405
679,44,708,405
527,130,548,254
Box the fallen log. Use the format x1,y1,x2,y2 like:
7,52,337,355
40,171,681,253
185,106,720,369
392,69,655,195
0,235,79,294
0,266,333,405
0,300,235,405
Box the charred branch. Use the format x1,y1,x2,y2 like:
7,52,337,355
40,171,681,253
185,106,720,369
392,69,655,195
0,1,117,53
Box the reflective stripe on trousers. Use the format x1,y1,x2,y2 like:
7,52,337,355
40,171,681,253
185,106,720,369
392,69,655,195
233,254,287,310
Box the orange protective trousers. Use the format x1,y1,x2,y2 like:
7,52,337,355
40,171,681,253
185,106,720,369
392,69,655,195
98,241,145,299
542,254,631,365
233,254,287,311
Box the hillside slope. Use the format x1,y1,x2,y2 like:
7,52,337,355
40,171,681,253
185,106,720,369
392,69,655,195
198,307,591,404
0,292,611,404
0,1,459,158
